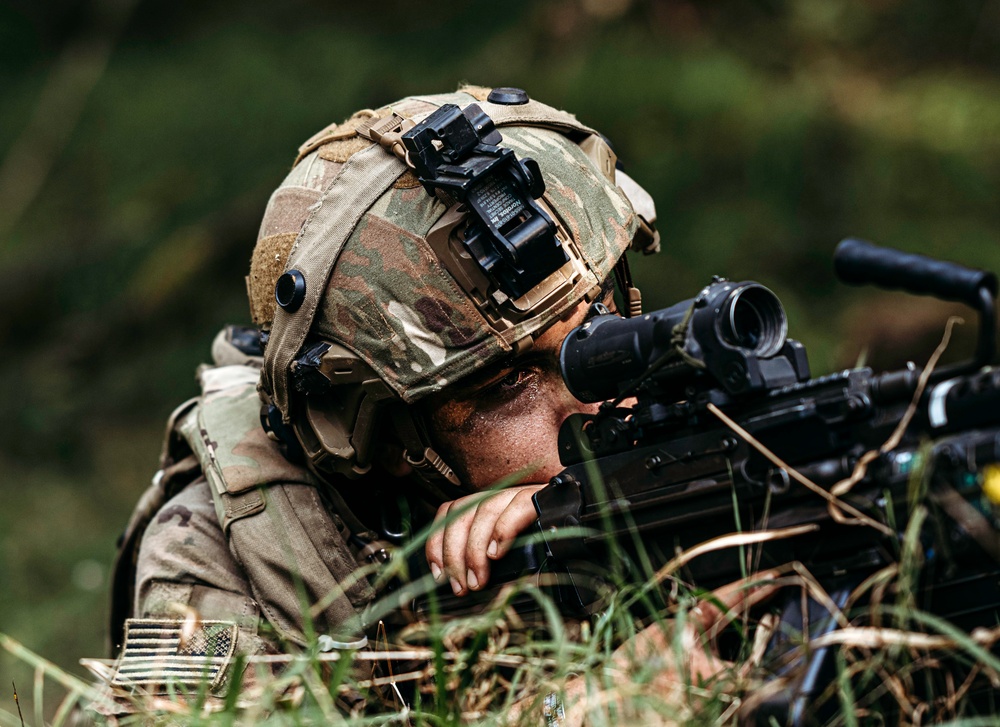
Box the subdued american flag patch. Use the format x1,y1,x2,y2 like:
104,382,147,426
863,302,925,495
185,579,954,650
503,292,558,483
112,619,238,691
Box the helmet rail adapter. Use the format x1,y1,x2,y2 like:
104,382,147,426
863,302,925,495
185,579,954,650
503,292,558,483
250,86,659,492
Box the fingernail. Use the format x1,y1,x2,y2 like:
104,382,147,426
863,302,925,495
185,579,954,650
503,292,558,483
467,569,479,590
450,577,463,595
430,562,442,581
487,540,498,558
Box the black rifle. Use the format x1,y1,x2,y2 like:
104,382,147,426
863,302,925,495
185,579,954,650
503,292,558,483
417,239,1000,724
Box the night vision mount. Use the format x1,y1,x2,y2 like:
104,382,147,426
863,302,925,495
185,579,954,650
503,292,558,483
401,103,568,300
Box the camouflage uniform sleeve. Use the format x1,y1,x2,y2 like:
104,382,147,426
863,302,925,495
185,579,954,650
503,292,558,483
134,475,265,633
85,477,287,722
93,476,384,720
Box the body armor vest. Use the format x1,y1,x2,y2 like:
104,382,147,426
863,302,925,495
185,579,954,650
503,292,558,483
109,329,375,655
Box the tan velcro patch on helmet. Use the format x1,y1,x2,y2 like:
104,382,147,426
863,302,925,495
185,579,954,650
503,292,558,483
317,136,374,163
393,170,422,189
457,84,492,101
248,231,298,325
295,109,381,165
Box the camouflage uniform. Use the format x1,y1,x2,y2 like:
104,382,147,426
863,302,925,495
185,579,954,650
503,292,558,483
92,86,657,718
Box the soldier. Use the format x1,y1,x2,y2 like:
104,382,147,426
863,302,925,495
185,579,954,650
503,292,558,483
96,86,776,722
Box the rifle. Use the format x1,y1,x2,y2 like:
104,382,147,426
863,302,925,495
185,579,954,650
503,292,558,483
415,239,1000,724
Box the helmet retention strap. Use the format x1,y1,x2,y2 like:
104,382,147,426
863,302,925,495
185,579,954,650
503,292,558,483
389,405,465,501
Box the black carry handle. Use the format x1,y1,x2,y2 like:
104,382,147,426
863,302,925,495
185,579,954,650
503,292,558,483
834,238,997,307
835,238,997,371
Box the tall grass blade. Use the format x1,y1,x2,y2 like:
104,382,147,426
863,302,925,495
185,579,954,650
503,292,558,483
11,683,23,727
31,668,42,727
0,635,95,697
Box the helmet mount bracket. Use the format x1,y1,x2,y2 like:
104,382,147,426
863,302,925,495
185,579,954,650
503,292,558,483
402,103,569,300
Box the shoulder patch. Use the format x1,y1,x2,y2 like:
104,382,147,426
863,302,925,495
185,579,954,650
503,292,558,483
111,619,238,693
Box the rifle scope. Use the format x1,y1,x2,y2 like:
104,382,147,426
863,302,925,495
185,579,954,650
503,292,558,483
560,279,807,403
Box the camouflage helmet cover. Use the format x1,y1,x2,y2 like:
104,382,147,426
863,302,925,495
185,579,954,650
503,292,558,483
249,86,656,475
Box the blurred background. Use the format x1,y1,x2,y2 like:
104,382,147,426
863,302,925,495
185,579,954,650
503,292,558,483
2,0,1000,717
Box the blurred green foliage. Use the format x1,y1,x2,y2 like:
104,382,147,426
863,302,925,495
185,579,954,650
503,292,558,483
2,0,1000,718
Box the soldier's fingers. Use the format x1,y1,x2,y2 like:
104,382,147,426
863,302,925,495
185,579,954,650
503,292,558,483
692,569,781,633
488,486,542,560
441,500,483,595
463,488,521,591
425,500,454,582
425,487,545,595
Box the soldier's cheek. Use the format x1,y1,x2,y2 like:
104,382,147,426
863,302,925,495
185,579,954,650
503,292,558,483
425,412,551,491
424,373,597,490
477,385,593,487
456,417,556,489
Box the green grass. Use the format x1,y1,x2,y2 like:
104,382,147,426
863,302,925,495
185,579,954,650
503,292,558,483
4,496,1000,726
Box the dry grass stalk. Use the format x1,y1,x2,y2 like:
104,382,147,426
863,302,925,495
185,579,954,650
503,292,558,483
705,402,894,535
809,624,1000,651
788,561,852,630
652,524,817,585
829,316,963,501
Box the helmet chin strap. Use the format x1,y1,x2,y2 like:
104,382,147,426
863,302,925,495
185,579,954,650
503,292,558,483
388,404,467,502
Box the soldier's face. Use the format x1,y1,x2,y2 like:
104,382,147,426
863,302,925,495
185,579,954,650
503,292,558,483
421,300,604,491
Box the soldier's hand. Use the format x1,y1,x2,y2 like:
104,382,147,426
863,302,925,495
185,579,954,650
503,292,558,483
425,484,545,595
611,570,781,689
504,571,782,726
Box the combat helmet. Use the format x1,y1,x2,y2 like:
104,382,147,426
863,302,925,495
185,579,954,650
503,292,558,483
249,86,659,495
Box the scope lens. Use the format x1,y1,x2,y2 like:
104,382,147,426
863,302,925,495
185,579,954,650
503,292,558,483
719,284,787,357
731,301,762,348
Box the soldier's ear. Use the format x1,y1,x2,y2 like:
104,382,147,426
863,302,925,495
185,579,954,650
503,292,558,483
378,442,413,478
